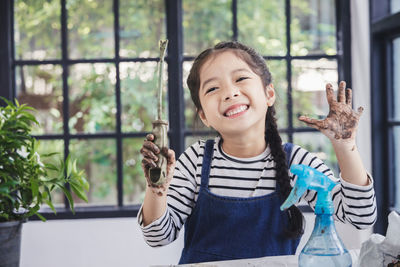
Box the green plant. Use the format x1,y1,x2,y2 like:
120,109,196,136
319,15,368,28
0,98,89,222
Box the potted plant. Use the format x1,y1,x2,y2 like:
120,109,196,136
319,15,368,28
0,98,89,266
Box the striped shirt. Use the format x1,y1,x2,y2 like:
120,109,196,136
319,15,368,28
138,137,377,247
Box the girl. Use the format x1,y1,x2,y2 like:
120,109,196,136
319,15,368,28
138,41,376,264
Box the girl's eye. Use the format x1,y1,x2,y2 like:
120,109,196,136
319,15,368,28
236,77,249,82
205,87,218,94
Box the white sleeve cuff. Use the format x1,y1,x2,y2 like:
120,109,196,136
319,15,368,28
137,204,168,231
339,171,374,190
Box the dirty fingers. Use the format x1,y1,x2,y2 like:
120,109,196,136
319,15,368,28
298,81,364,141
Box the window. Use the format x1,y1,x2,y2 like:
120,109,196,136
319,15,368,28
391,0,400,13
371,0,400,233
182,0,347,175
393,37,400,211
0,0,351,219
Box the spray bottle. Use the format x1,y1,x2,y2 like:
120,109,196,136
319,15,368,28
280,164,352,267
148,40,169,186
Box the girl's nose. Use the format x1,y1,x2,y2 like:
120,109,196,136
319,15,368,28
224,87,240,101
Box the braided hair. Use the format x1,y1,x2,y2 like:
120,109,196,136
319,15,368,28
187,41,304,238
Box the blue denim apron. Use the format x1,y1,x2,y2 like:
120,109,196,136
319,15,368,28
178,140,300,264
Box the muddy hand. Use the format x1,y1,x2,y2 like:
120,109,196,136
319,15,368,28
140,133,176,196
298,81,364,143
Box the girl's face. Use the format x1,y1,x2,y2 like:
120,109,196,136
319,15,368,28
197,50,275,137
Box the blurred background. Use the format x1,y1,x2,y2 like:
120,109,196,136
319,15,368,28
10,0,341,211
0,0,399,266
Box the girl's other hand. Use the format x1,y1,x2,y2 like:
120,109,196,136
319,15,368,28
140,133,176,196
298,81,363,145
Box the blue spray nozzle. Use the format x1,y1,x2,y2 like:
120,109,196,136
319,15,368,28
283,165,352,266
280,164,338,214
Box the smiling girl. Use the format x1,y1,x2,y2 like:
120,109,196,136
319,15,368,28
138,41,376,264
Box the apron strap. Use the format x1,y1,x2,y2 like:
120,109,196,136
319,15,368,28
200,139,215,189
283,142,294,167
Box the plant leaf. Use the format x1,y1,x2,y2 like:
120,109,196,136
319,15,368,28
59,185,75,214
35,212,46,222
31,179,39,198
44,163,60,171
70,182,88,203
66,155,72,178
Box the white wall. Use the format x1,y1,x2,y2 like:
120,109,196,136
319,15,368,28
348,0,374,248
351,0,372,174
20,2,373,266
20,218,184,267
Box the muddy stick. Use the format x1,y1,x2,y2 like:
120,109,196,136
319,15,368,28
157,40,168,121
148,40,169,186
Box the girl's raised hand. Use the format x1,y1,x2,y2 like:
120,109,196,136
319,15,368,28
298,81,364,144
140,133,176,196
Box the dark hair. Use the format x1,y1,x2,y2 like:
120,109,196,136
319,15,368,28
187,41,304,238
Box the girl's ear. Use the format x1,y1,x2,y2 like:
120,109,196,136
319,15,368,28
266,84,276,107
198,109,210,127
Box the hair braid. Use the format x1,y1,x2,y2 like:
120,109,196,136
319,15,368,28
265,107,304,238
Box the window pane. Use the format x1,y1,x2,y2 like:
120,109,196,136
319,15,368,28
69,63,116,134
268,60,288,129
393,127,400,210
392,37,400,120
119,0,166,58
391,0,400,13
120,62,167,133
392,38,400,211
16,65,64,134
280,133,289,144
293,132,338,173
37,140,65,207
123,138,147,205
67,0,114,59
69,139,117,206
14,0,61,60
291,59,338,128
183,0,232,56
238,0,286,56
291,0,336,56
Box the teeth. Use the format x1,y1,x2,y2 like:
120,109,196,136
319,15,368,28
226,105,247,117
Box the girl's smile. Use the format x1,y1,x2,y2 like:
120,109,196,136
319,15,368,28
223,104,249,118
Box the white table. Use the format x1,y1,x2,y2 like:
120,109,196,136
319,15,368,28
153,250,360,267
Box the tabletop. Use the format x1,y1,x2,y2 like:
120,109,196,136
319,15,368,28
153,249,360,267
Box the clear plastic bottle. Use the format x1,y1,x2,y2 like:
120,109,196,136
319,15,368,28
299,214,352,267
280,164,353,267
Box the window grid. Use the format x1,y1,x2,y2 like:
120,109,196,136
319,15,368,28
371,2,400,234
4,0,351,220
387,35,400,213
184,0,344,142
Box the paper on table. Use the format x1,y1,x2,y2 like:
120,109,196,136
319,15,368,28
357,211,400,267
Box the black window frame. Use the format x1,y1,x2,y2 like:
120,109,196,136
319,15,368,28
370,0,400,234
0,0,352,220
